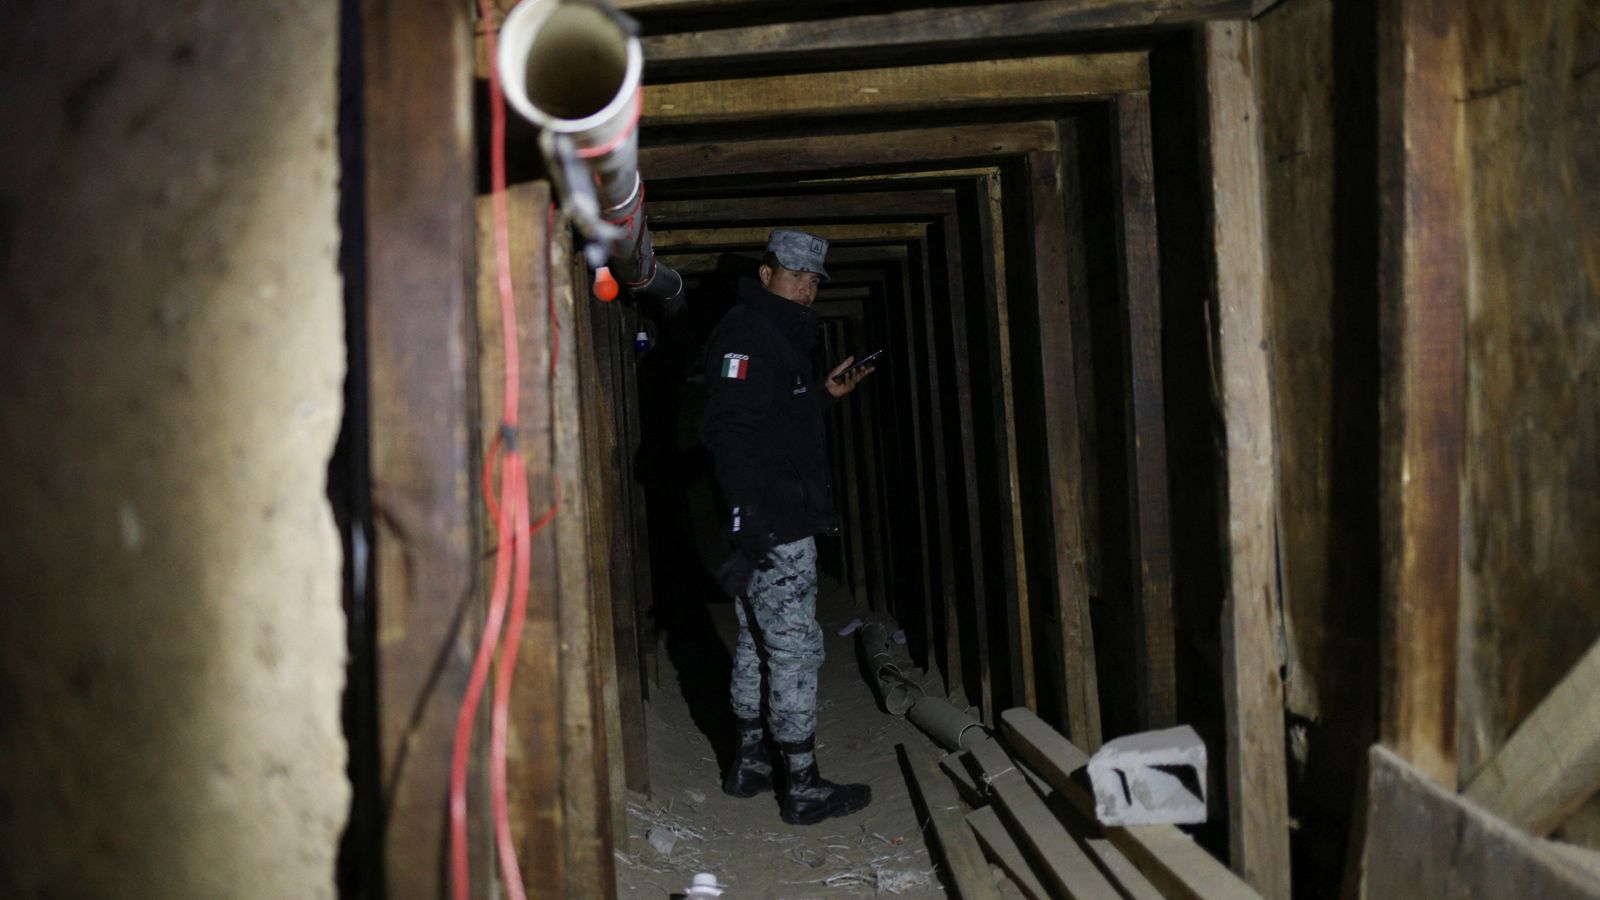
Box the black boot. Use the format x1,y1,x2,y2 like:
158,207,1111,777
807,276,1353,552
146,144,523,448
721,718,774,798
778,736,872,825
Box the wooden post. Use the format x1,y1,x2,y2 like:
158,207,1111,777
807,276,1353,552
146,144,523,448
361,0,479,892
1022,148,1103,750
1202,20,1292,900
1376,0,1466,787
936,213,997,720
1111,92,1177,730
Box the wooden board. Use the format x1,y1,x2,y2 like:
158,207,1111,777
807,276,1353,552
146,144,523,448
1454,0,1600,795
1360,745,1600,899
647,190,959,227
1375,0,1467,787
640,0,1250,76
999,708,1262,900
547,216,617,893
935,213,996,720
1018,149,1102,750
1465,636,1600,836
643,54,1147,124
1111,92,1177,730
639,121,1060,182
969,806,1051,900
1201,20,1292,900
652,222,930,250
476,184,565,896
900,744,1004,900
967,736,1122,899
363,0,479,891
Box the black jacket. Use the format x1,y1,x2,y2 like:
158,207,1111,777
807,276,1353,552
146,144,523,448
700,278,840,544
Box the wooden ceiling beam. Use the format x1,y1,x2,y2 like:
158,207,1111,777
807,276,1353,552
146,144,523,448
641,121,1059,181
640,0,1250,76
647,189,960,227
643,54,1146,124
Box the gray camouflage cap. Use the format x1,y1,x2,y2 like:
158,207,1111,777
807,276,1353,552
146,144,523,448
766,230,830,282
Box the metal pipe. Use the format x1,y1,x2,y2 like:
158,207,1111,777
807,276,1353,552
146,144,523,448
857,622,989,751
496,0,684,308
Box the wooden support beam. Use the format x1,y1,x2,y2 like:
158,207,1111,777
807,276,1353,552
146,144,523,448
899,745,1004,900
1000,708,1264,900
647,190,959,227
476,184,564,894
1376,0,1466,787
1465,636,1600,836
1111,92,1177,730
967,736,1123,899
643,54,1147,124
1021,148,1102,750
652,222,930,250
1360,745,1600,899
639,121,1060,182
640,0,1250,76
362,0,478,892
1201,20,1292,900
599,302,652,794
935,212,996,721
547,216,617,892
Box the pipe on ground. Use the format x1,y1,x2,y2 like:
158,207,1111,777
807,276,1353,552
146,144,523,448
496,0,684,311
859,623,988,752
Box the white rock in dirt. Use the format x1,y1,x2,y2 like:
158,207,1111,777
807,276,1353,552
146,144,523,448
646,826,678,856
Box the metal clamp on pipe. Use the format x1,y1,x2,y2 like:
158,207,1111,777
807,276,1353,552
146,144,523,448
496,0,685,313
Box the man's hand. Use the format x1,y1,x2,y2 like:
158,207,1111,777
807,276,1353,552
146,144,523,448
826,356,875,398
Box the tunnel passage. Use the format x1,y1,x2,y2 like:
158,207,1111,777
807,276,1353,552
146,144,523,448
604,21,1241,867
624,43,1222,771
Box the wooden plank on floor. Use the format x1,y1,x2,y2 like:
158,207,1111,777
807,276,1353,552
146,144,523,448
1465,636,1600,836
363,0,479,892
999,707,1263,900
640,121,1060,182
900,744,1004,900
969,806,1051,900
643,54,1147,124
1360,745,1600,899
1111,91,1177,730
1375,0,1467,788
1201,20,1292,900
967,736,1122,899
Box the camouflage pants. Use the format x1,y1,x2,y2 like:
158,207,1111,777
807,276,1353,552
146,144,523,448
730,537,822,744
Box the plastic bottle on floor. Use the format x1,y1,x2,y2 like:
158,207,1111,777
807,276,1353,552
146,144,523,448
684,872,724,897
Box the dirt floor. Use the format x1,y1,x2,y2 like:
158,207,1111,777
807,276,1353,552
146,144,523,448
613,575,966,898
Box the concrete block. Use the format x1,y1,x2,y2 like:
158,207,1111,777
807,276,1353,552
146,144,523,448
1087,726,1208,826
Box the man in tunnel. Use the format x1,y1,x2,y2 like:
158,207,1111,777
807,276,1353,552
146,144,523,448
700,229,877,825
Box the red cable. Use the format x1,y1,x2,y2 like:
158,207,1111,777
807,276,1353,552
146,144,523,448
449,449,519,900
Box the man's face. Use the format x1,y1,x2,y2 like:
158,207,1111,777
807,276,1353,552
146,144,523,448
760,263,822,306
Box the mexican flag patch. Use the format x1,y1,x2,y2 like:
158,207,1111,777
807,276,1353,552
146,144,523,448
721,353,750,380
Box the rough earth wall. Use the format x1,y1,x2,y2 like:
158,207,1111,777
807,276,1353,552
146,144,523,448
0,2,349,896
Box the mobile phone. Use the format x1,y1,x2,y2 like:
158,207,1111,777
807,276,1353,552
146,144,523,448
833,348,885,383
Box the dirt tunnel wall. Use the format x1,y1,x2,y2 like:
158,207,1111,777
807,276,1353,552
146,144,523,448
0,2,349,895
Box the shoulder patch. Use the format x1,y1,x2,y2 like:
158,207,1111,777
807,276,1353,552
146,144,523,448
720,353,750,380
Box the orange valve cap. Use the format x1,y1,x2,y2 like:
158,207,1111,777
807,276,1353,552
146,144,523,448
593,266,619,302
